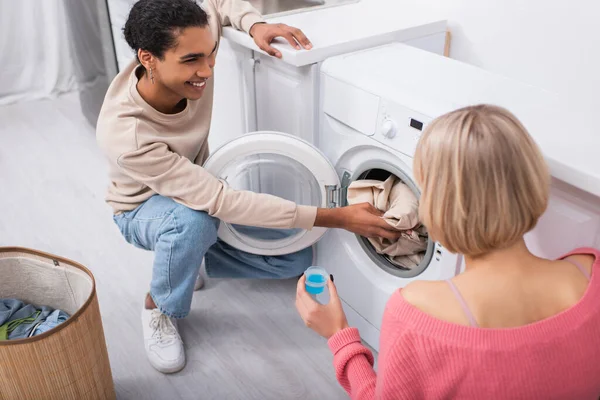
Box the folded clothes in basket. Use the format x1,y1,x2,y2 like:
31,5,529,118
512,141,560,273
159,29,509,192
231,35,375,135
0,299,69,340
347,176,428,269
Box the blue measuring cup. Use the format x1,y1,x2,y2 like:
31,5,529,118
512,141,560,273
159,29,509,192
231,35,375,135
304,266,328,295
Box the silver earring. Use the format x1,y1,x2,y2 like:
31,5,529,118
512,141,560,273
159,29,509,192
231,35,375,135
149,67,155,84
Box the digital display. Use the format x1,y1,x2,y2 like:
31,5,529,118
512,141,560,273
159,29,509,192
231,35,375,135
410,118,423,131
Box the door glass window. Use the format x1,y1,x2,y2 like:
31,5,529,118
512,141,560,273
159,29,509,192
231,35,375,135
215,153,322,249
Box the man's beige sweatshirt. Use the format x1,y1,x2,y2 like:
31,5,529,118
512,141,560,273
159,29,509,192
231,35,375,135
96,0,317,230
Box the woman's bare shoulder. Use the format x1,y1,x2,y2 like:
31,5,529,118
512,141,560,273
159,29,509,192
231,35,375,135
401,280,471,325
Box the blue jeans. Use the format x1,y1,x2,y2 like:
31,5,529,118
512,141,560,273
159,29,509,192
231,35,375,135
113,195,312,318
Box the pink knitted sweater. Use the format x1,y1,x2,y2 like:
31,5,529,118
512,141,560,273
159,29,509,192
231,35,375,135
328,248,600,399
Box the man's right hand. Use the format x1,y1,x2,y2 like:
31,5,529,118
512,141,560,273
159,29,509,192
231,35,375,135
314,203,402,240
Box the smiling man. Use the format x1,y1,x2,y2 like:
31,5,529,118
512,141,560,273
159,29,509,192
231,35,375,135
96,0,401,374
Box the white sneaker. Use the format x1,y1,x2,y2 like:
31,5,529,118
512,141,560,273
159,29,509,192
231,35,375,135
194,258,206,291
141,308,185,374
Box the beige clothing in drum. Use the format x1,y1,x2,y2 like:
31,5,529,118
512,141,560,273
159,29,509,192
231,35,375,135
347,176,427,269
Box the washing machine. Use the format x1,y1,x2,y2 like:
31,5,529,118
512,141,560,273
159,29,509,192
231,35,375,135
313,42,564,350
314,49,460,351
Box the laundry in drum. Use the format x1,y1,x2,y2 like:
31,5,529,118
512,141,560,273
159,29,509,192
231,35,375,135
347,174,428,269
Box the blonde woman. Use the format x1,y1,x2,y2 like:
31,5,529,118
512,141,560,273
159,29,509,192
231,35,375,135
296,105,600,399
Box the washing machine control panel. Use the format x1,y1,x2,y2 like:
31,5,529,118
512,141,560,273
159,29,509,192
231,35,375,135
375,99,433,158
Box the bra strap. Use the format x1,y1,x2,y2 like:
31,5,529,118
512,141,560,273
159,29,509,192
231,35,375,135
446,280,478,327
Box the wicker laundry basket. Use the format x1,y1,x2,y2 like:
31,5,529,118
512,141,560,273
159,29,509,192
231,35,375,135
0,247,115,400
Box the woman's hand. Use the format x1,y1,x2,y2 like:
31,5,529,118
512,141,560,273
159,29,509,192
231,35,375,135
295,274,349,339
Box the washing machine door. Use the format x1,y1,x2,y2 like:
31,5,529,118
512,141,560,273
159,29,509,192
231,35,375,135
204,131,341,256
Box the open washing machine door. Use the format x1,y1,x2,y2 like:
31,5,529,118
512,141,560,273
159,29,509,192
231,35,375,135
204,131,341,256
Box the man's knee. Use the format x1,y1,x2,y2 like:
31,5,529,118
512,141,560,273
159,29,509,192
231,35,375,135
172,205,219,246
280,246,313,279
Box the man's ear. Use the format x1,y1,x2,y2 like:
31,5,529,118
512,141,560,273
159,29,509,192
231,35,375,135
138,49,155,70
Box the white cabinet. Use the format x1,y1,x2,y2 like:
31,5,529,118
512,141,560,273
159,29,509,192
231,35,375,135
458,180,600,271
254,54,319,143
525,181,600,258
209,37,320,151
210,37,320,150
209,38,255,151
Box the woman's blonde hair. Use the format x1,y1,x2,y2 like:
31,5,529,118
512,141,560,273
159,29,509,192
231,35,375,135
413,104,550,257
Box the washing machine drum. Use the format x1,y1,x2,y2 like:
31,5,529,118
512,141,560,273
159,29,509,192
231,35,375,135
333,145,436,278
351,167,435,278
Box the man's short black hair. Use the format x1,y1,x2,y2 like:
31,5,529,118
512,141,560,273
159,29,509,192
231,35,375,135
123,0,209,62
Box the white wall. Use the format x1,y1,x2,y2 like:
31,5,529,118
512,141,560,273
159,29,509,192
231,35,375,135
379,0,600,116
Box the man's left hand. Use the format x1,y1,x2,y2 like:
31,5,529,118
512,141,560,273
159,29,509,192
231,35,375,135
250,23,312,58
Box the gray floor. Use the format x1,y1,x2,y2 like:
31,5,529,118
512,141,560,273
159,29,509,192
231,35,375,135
0,93,348,399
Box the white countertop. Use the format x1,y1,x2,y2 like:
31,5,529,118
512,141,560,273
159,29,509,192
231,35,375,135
541,113,600,198
223,1,447,67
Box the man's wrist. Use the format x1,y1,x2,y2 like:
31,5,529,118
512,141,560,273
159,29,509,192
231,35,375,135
315,208,343,229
